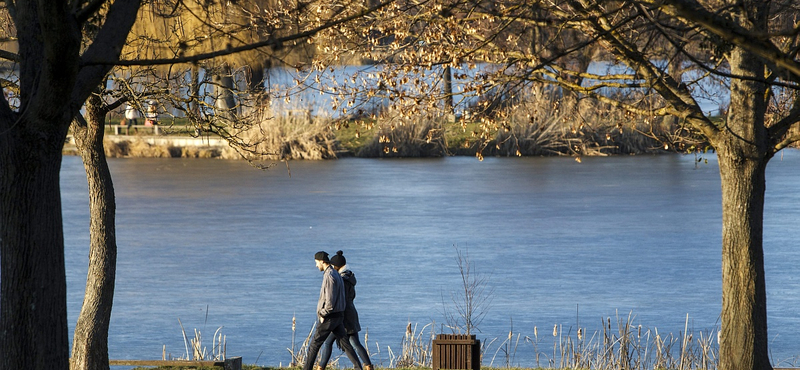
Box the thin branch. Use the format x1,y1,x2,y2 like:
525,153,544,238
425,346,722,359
0,49,19,62
646,0,800,83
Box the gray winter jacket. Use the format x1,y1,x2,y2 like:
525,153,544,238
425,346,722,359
317,265,346,319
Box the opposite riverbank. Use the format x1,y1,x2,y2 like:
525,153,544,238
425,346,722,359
64,112,691,160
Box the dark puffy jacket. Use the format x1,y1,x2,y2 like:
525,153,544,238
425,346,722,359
340,270,362,334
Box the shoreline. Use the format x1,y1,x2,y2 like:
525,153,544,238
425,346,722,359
64,133,674,160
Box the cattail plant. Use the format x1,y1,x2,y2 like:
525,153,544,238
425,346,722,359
173,318,226,361
388,322,433,368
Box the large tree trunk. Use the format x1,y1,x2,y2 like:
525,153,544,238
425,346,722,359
1,4,79,366
69,92,117,370
717,151,771,370
716,45,772,370
0,126,71,370
0,1,139,368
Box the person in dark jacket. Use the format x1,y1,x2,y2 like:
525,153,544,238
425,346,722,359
304,251,363,370
317,251,374,370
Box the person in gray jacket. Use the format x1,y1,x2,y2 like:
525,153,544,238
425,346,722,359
303,251,363,370
317,251,374,370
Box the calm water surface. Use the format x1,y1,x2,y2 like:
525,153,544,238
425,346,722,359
60,152,800,366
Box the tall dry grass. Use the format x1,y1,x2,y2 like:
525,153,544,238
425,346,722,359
482,88,686,157
341,84,695,159
158,316,227,362
287,312,719,370
295,314,719,370
354,107,446,158
516,313,718,370
97,86,700,160
480,313,719,370
218,110,340,162
101,109,340,161
103,138,175,158
388,322,433,368
288,313,318,368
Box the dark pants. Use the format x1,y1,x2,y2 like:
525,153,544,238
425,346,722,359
319,332,372,368
303,315,362,370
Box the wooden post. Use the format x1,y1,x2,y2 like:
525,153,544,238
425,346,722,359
225,357,242,370
432,334,480,370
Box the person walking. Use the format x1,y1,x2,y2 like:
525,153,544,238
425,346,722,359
304,251,363,370
124,104,140,126
317,251,374,370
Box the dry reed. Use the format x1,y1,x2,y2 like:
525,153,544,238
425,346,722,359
319,313,719,370
387,322,434,368
355,116,445,158
95,83,701,160
219,109,340,162
479,312,719,370
167,318,226,361
485,88,682,157
287,313,318,368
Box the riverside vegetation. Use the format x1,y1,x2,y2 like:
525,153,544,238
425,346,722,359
136,313,726,370
87,87,708,161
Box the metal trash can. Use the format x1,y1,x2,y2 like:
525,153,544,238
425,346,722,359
432,334,480,370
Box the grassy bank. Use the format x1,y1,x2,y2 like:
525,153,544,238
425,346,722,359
134,313,728,370
84,115,686,160
73,92,706,160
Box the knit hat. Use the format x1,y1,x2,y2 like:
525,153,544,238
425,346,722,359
314,251,330,262
330,250,346,267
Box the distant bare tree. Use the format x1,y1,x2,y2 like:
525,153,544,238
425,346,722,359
442,247,493,335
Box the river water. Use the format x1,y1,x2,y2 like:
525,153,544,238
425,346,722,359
60,152,800,367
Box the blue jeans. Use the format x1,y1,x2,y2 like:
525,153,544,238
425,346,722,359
318,332,372,368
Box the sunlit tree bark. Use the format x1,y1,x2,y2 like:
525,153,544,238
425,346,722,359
69,88,119,370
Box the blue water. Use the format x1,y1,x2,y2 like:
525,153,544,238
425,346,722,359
59,152,800,367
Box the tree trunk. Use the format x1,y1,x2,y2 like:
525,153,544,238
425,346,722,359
69,92,117,370
0,127,71,370
191,65,201,118
0,1,138,368
213,64,237,119
443,65,453,116
716,45,772,370
717,149,771,370
248,62,265,94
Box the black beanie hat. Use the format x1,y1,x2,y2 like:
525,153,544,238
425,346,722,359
330,250,346,267
314,251,330,262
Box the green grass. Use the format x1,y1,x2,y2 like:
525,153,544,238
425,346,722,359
329,119,379,155
330,117,480,156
